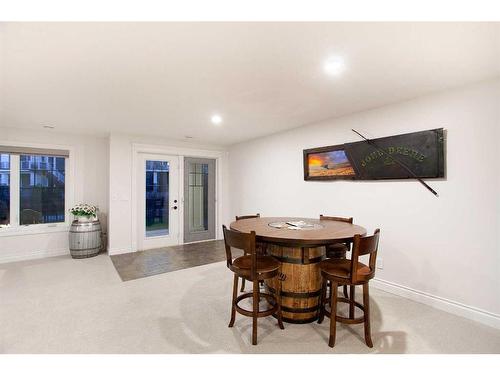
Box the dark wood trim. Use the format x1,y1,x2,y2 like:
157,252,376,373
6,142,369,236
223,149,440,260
251,236,362,247
272,254,324,265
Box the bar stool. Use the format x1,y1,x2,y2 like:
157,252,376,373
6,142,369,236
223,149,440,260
235,213,261,292
222,225,284,345
317,229,380,348
319,214,354,299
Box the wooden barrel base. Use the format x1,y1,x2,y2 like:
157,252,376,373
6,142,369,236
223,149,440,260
265,244,325,324
266,285,321,323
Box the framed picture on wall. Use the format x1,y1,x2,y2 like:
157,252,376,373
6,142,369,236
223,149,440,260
303,128,445,181
303,144,357,181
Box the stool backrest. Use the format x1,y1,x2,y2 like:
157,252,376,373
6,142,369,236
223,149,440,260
320,215,354,250
350,229,380,283
235,213,260,221
319,214,353,223
222,225,257,278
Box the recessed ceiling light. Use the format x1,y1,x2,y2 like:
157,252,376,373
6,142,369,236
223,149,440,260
211,114,222,125
323,56,346,76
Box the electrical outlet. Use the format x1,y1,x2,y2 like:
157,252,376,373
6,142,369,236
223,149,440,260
377,257,384,269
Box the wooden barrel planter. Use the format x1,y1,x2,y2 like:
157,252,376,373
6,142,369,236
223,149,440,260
69,220,102,259
264,244,325,324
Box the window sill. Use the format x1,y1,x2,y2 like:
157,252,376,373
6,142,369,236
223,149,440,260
0,224,70,238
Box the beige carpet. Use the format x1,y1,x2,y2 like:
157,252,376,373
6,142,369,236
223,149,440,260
1,254,499,354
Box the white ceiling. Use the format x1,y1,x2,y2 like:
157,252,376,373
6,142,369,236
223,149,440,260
1,22,499,145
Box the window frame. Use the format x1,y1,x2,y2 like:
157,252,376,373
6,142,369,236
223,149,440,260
0,141,74,237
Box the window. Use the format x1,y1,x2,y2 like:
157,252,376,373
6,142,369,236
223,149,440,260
20,155,66,225
0,147,69,230
0,154,10,225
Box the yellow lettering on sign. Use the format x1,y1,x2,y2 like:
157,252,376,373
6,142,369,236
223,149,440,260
360,145,427,167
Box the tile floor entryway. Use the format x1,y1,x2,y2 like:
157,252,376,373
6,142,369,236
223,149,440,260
110,240,232,281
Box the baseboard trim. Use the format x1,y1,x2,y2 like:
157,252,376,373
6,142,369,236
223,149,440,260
107,247,133,256
183,238,219,245
372,278,500,330
0,248,69,264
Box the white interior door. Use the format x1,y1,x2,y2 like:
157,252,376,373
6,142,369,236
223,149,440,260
137,153,179,250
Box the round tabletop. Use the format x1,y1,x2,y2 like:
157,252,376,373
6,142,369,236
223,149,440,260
229,217,367,246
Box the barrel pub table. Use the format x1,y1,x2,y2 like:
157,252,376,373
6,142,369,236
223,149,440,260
230,217,366,324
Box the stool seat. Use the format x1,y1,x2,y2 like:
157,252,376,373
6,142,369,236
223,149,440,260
320,258,373,282
233,255,280,274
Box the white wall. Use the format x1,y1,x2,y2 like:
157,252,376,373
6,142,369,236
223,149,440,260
228,79,500,325
108,133,229,255
0,127,109,263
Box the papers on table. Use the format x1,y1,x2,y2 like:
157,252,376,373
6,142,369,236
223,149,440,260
286,220,314,228
268,221,315,230
268,222,287,228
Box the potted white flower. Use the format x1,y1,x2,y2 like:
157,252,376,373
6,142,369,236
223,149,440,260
70,203,98,223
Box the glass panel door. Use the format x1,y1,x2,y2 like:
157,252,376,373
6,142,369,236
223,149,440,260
138,154,179,250
145,160,169,237
188,162,208,233
183,157,215,243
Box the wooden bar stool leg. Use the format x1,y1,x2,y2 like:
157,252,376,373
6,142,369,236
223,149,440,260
229,274,238,327
342,248,349,299
240,277,246,292
252,279,259,345
349,285,355,319
276,277,284,329
363,283,373,348
329,281,338,348
317,278,327,324
329,280,333,303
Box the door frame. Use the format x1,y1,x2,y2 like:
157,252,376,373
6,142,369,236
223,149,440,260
131,143,227,252
136,153,180,250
